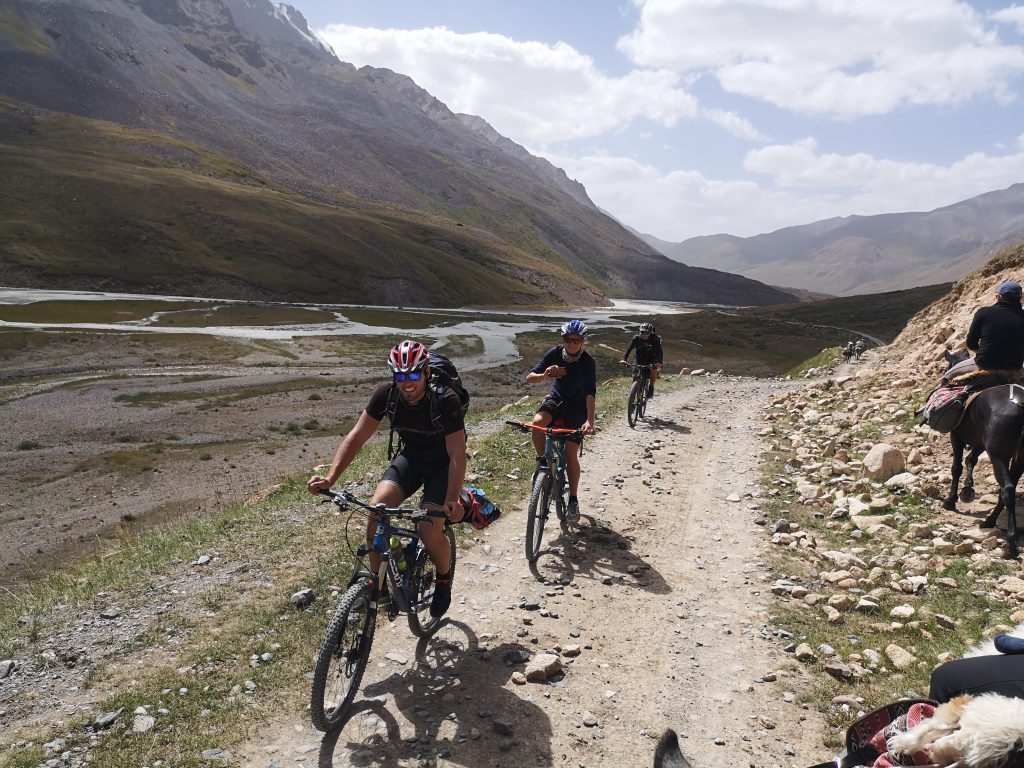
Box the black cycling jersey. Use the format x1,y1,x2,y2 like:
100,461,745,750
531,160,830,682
365,382,464,456
622,333,664,365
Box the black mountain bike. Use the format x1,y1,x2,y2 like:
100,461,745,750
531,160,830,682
309,489,456,731
626,363,655,428
506,420,583,562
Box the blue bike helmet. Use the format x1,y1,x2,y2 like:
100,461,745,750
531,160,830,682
559,319,588,338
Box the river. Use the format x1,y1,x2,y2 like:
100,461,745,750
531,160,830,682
0,288,702,369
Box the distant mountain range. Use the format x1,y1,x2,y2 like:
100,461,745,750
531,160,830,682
0,0,797,307
638,184,1024,296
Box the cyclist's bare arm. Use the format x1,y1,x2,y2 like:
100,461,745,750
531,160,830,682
307,411,381,494
583,394,596,435
526,366,564,383
442,428,467,520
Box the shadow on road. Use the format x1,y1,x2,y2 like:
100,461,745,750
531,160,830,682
318,620,554,767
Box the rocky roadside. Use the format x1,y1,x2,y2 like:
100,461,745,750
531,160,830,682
756,358,1024,715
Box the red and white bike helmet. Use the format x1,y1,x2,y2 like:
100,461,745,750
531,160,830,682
388,339,430,374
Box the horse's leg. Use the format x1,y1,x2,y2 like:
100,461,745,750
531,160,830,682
943,435,965,511
988,455,1024,559
959,447,981,503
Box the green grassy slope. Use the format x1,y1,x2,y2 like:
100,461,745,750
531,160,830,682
0,107,604,307
612,284,952,375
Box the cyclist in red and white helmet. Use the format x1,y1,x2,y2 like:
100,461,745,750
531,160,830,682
524,320,597,523
308,339,465,618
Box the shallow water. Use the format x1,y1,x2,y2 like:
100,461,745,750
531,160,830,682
0,288,701,367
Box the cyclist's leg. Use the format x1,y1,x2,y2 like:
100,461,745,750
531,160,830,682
562,400,587,497
375,456,421,570
564,441,581,495
650,365,659,388
417,481,451,572
532,402,557,461
418,462,454,617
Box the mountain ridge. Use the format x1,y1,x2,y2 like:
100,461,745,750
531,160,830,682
0,0,797,307
643,184,1024,297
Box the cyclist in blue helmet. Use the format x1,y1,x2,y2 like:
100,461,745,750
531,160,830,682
525,320,597,523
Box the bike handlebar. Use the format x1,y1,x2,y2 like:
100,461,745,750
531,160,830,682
504,419,583,438
317,489,446,520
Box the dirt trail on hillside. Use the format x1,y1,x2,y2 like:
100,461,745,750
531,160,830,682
236,378,828,768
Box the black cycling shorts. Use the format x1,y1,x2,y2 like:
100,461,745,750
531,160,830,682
537,397,586,445
381,452,450,508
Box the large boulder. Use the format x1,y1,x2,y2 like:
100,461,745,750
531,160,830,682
861,443,906,481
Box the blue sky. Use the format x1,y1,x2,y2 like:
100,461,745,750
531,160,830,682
290,0,1024,243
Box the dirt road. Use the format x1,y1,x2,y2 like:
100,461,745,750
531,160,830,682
237,377,828,768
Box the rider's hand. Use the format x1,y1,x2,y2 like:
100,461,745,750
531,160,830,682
581,420,595,436
442,500,462,521
307,475,333,495
545,365,566,379
618,359,628,366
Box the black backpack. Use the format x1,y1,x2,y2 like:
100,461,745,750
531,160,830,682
384,351,469,459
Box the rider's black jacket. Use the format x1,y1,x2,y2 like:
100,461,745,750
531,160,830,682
966,299,1024,370
622,333,664,365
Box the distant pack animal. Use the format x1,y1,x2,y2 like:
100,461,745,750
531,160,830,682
940,349,1024,559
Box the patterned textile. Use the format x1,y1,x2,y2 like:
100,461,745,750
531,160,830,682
843,701,936,768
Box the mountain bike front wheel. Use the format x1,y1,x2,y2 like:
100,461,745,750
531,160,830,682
525,470,551,562
627,379,643,428
408,525,457,638
310,579,377,731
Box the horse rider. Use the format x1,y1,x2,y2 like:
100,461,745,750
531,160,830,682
944,279,1024,384
843,340,854,361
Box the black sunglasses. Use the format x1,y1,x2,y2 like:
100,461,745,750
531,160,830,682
393,372,424,382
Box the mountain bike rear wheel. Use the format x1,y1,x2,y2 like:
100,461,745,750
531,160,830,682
525,470,551,562
627,379,642,428
310,579,376,731
408,525,457,637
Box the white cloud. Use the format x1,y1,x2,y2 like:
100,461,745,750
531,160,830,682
992,5,1024,32
701,108,768,142
544,141,1024,241
318,24,698,144
618,0,1024,117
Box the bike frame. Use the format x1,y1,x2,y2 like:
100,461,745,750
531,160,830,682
543,430,571,517
506,419,583,516
326,490,439,614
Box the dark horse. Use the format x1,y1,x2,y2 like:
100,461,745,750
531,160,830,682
654,729,690,768
941,349,1024,559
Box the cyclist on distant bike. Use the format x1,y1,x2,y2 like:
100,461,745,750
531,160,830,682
619,322,663,397
525,320,596,523
307,340,465,618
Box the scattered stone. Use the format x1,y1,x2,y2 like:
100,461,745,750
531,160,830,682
290,588,316,608
94,709,124,730
885,644,917,670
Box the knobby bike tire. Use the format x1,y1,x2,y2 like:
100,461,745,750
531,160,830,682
525,470,551,562
310,579,377,731
408,525,457,637
628,379,642,428
638,385,648,418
